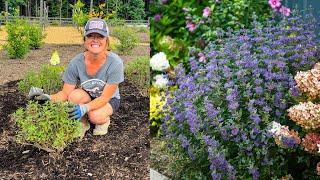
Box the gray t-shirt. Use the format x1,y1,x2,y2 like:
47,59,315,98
62,52,124,99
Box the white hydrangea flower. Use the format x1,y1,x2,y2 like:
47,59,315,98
150,52,170,71
317,144,320,153
268,121,282,137
50,50,60,65
153,74,169,89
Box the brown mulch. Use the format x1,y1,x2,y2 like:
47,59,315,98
0,79,149,179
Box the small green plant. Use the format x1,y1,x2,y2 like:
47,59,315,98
124,56,149,96
111,26,140,54
26,20,46,49
14,101,82,155
18,65,64,94
50,21,60,26
136,27,149,33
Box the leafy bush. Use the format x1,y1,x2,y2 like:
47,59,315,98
111,26,140,54
161,12,319,179
14,101,81,155
124,56,149,96
108,18,125,26
26,20,46,49
2,16,30,59
18,65,65,94
2,11,46,58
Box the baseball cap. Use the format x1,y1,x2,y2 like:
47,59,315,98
84,18,109,37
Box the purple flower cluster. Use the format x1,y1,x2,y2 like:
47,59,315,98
161,12,319,179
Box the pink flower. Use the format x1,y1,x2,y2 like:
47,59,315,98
268,0,281,9
186,21,197,32
154,14,161,21
280,6,291,16
202,7,210,18
198,52,206,62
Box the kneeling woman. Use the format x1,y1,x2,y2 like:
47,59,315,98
28,18,124,139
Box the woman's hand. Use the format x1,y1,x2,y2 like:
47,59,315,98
69,104,89,120
27,87,50,101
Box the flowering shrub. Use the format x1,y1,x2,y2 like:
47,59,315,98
150,0,272,70
288,102,320,130
301,132,320,155
161,11,319,179
283,61,320,177
17,63,64,95
268,121,301,149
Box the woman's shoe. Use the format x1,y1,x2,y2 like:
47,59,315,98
93,116,110,135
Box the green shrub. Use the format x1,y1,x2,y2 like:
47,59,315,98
26,21,46,49
14,101,81,155
2,17,30,59
124,56,149,96
108,18,125,26
111,26,140,54
18,65,65,94
50,21,60,26
136,27,149,33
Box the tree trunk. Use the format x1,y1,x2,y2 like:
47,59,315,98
59,0,62,21
90,0,93,13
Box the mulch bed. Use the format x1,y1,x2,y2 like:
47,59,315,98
0,79,149,179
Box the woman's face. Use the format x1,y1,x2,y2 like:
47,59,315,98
84,33,107,54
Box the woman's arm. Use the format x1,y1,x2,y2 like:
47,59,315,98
87,84,118,111
49,83,77,102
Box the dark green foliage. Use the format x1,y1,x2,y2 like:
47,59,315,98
125,0,145,20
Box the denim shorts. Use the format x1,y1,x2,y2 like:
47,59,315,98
109,97,120,113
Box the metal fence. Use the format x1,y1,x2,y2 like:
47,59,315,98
0,16,149,27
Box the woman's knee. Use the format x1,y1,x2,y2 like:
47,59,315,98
88,112,108,124
68,89,91,104
88,105,113,124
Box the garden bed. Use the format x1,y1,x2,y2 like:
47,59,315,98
0,78,149,179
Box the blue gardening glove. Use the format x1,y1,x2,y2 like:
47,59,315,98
69,104,89,120
27,87,50,101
